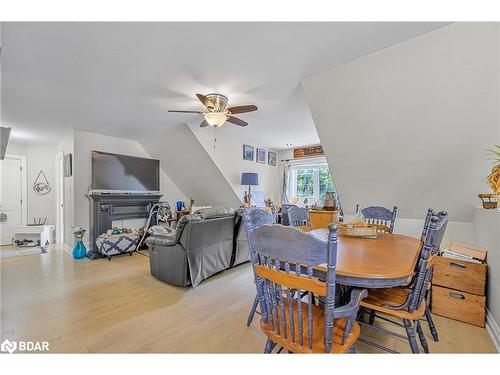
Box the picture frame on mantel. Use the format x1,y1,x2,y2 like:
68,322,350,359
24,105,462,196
256,148,266,164
243,144,254,161
268,151,277,166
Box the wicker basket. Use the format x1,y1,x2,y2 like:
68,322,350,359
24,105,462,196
478,194,498,209
337,223,378,238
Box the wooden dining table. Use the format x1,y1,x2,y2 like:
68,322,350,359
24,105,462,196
309,228,422,288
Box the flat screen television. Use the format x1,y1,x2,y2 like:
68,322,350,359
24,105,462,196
91,150,160,194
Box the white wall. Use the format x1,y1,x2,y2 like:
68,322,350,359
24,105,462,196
26,144,56,226
189,124,280,205
138,124,241,208
55,131,75,247
72,130,186,245
473,207,500,347
5,142,56,227
302,23,500,223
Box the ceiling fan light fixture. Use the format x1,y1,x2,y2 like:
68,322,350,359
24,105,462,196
204,112,227,127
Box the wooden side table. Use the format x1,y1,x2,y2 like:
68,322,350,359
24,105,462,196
309,210,340,230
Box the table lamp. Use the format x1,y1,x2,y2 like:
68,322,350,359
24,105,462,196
241,172,259,207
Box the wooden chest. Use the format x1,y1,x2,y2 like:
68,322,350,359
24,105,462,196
431,285,486,327
432,256,487,296
431,245,487,327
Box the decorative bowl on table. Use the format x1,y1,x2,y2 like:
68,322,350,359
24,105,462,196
337,223,378,239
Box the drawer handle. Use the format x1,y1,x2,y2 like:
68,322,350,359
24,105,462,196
449,292,465,299
450,262,466,269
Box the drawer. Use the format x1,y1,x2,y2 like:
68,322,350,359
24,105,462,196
432,256,486,296
431,285,485,327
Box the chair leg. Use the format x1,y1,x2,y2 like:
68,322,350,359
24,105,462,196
403,319,420,354
425,305,439,342
246,295,259,327
368,310,376,325
415,320,430,353
357,308,366,323
264,339,275,353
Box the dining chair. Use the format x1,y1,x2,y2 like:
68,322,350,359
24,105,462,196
357,210,448,353
281,204,298,226
242,208,277,327
243,216,368,354
355,205,398,233
286,206,311,231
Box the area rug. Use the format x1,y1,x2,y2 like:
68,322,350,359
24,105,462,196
0,247,44,260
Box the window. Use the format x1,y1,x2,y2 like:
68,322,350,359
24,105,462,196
288,158,336,204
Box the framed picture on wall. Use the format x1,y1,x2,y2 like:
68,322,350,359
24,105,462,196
268,151,277,166
243,145,254,161
256,148,266,164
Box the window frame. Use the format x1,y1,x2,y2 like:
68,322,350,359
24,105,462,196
288,157,334,204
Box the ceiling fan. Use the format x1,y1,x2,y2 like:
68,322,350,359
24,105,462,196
168,93,257,128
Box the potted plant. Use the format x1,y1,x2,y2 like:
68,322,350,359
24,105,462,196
479,145,500,209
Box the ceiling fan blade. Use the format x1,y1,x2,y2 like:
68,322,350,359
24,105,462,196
200,120,209,127
196,94,214,109
227,105,257,114
227,116,248,127
168,110,203,114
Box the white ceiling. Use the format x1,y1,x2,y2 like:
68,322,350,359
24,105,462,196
1,22,449,149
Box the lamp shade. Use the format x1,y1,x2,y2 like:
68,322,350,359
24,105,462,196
241,172,259,186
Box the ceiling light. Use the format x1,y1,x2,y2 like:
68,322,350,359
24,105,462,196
204,112,227,128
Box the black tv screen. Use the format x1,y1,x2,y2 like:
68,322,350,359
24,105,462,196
91,151,160,193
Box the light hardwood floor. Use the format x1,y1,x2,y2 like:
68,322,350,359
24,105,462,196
0,245,496,353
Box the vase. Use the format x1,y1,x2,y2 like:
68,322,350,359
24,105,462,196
72,239,87,259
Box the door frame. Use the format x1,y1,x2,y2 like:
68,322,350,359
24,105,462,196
1,154,28,225
55,151,65,245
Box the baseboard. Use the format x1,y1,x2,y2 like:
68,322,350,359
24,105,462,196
486,308,500,353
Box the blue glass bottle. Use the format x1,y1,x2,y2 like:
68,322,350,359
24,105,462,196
72,239,87,259
72,228,87,259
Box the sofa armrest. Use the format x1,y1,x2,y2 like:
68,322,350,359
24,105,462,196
146,233,177,247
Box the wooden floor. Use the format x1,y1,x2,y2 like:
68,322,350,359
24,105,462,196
0,245,496,353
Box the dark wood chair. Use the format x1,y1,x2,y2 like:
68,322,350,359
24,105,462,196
243,215,367,354
286,206,311,231
355,205,398,233
281,204,298,226
357,210,448,353
242,208,276,327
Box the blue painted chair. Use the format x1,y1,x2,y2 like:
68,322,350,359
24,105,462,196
243,214,367,353
280,204,298,226
357,210,448,353
242,208,276,327
355,205,398,233
285,206,311,231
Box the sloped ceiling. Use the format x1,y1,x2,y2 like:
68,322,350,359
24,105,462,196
138,124,241,207
1,22,447,148
302,23,500,222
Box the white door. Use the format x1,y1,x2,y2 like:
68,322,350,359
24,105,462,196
0,157,24,245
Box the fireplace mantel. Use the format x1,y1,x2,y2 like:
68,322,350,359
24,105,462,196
87,193,162,258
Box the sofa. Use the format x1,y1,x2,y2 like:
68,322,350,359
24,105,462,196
146,207,250,287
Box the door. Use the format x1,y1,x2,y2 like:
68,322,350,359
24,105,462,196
0,157,24,245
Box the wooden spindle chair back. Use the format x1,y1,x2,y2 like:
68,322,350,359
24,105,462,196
281,204,298,226
286,206,311,231
407,211,448,312
355,205,398,233
245,220,342,353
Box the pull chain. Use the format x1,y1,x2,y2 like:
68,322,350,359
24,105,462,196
213,126,217,150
